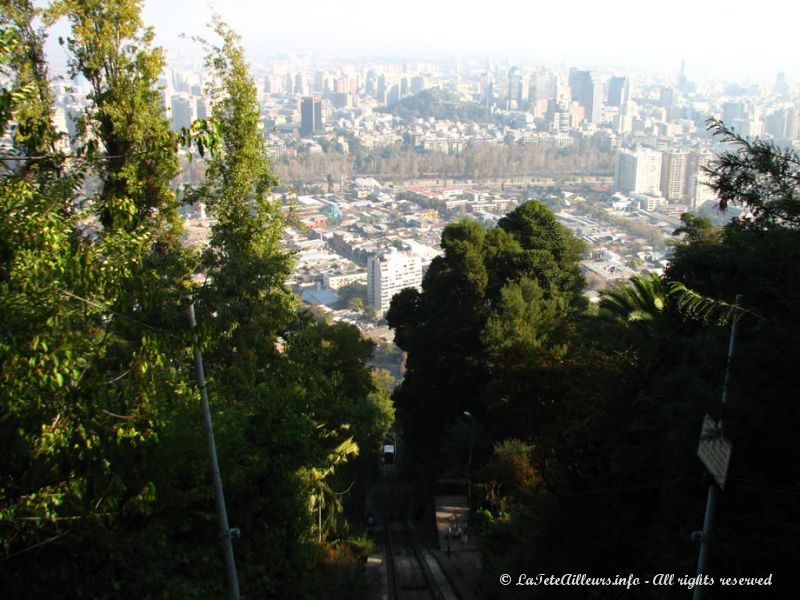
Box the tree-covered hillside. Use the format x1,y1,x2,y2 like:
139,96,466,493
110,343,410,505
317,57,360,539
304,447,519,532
377,87,497,123
0,3,391,598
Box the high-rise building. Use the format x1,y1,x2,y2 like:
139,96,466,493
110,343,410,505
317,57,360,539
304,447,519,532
660,149,689,201
615,147,663,195
294,72,307,96
313,70,327,93
508,66,525,103
534,71,558,103
765,106,797,142
159,89,171,115
569,69,603,124
411,75,429,95
367,249,422,313
568,68,589,103
607,76,629,107
196,97,208,120
722,101,745,125
481,73,494,108
171,94,195,131
659,87,674,120
678,60,688,92
686,150,716,207
300,96,322,136
377,73,387,102
774,72,789,96
586,74,605,124
387,84,400,106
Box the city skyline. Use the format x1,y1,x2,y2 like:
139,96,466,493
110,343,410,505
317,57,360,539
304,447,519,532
41,0,800,79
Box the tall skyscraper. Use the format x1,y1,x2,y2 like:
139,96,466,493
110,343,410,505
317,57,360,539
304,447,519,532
585,74,605,124
377,73,387,102
722,101,745,125
195,97,208,120
480,72,494,108
294,72,307,96
568,68,588,103
569,69,603,124
508,66,524,104
387,84,400,106
607,76,629,107
300,96,322,136
677,60,688,92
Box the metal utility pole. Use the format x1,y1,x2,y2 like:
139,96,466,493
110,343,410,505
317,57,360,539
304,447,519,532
463,411,475,503
692,294,742,600
187,297,241,600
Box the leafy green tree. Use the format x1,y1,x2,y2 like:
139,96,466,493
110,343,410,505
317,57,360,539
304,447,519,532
674,211,717,242
50,0,182,236
479,439,539,511
301,436,359,542
0,1,63,178
185,19,392,597
705,117,800,228
388,219,490,469
195,16,294,372
347,295,366,313
0,4,201,596
482,277,570,368
388,200,586,475
1,6,390,597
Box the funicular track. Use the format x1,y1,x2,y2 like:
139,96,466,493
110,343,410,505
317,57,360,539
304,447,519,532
376,436,455,600
385,518,446,600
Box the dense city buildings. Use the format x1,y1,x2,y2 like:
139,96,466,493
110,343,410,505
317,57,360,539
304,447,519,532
39,52,799,328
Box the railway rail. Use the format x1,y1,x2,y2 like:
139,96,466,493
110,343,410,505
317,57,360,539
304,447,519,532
384,518,454,600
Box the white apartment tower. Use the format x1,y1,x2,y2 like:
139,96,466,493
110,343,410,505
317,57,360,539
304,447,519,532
686,150,717,207
367,249,422,313
615,147,663,195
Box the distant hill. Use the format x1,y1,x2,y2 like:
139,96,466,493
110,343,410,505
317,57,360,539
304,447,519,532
377,88,495,123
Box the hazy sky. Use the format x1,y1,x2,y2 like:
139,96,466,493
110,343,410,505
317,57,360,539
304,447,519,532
49,0,800,79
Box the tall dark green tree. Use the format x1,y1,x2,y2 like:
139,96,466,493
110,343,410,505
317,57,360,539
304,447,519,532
661,125,800,596
388,200,586,471
479,122,800,599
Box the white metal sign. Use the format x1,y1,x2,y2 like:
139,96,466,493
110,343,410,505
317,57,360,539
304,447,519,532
697,414,733,489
